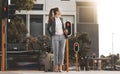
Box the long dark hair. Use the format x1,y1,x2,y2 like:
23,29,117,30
48,7,59,23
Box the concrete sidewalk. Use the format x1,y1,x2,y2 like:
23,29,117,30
0,71,120,74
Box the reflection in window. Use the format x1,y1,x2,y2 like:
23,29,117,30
30,15,43,37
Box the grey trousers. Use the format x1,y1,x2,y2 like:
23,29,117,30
52,35,66,66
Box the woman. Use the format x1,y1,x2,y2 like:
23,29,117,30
47,7,68,72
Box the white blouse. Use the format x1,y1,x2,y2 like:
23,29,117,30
55,17,63,35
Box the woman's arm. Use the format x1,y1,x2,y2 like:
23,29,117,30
47,22,52,36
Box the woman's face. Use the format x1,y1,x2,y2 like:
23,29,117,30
56,9,61,17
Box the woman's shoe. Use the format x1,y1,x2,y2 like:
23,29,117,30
59,70,62,72
59,65,63,72
54,65,58,72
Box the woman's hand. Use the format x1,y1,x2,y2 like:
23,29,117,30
64,29,68,35
64,29,68,38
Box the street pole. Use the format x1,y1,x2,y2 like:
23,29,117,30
75,52,78,71
112,33,115,70
66,38,69,72
93,59,94,70
1,19,5,71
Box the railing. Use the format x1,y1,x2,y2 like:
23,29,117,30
7,43,27,51
0,43,46,70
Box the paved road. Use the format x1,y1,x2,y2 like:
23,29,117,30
0,71,120,74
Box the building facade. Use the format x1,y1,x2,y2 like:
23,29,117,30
16,0,99,56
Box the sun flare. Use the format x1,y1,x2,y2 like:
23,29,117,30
95,0,120,56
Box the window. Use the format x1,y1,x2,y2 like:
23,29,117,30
30,15,43,36
32,4,43,10
77,2,96,6
61,0,70,1
77,2,96,24
45,23,49,36
78,7,95,23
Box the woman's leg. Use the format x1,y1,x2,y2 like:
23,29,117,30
58,35,66,71
52,36,59,71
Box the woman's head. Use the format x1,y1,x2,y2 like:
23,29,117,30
52,7,61,17
48,7,61,23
